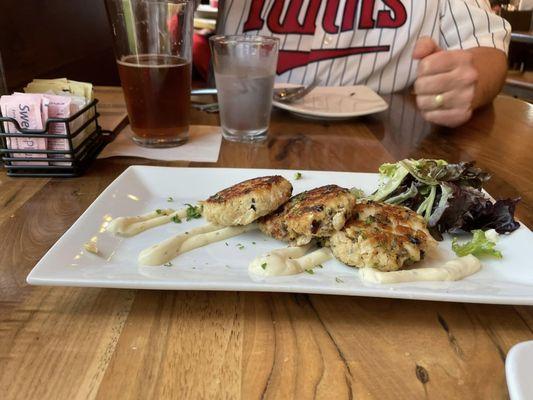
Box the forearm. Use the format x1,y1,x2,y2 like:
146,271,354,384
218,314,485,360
467,47,508,109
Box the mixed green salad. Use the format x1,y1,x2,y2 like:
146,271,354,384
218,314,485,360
370,159,520,245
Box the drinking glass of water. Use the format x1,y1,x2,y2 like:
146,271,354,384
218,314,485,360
209,35,279,142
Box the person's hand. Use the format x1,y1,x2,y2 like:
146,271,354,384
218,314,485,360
412,37,478,127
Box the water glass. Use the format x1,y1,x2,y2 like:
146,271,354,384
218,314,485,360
209,35,279,142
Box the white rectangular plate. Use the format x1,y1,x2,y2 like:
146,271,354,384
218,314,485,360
28,166,533,305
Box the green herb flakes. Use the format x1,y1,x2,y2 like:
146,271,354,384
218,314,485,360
163,262,173,267
305,269,314,274
349,187,366,199
365,215,375,225
261,262,267,270
167,197,174,202
335,277,344,283
171,215,182,223
185,203,202,220
294,172,303,180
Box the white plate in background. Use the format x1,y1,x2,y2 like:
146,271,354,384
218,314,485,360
506,341,533,400
27,166,533,304
272,85,388,120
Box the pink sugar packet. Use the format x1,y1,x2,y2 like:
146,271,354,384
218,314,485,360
0,93,48,165
43,93,72,166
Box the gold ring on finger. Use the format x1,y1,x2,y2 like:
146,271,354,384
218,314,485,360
434,94,444,109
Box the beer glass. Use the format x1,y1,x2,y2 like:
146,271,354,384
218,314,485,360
105,0,193,147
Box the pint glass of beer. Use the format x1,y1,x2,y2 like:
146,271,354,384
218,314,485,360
105,0,193,147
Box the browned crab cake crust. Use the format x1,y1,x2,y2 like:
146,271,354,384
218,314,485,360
329,200,436,272
257,196,300,243
258,185,355,245
202,175,293,226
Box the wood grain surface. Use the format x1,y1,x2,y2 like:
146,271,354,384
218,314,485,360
1,91,533,400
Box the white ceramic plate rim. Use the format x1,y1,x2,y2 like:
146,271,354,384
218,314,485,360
27,166,533,305
272,85,389,118
506,341,533,400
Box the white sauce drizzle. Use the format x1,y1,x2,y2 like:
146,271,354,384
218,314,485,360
107,206,483,284
139,223,258,266
83,237,99,255
359,254,481,284
249,246,333,277
107,208,188,237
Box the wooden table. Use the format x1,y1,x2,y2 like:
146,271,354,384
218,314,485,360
1,93,532,399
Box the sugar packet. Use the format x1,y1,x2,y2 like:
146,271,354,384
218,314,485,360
56,91,96,150
24,78,93,102
0,93,49,165
43,93,72,165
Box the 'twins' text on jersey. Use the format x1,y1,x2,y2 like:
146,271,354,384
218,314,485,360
219,0,510,93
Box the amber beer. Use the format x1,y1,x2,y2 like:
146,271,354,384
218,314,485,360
117,54,190,146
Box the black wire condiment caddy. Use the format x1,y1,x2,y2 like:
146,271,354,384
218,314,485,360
0,99,111,177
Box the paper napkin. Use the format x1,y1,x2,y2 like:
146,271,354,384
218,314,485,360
98,124,222,162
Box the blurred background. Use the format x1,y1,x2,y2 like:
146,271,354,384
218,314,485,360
0,0,531,101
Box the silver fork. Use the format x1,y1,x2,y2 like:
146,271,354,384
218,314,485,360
273,78,320,103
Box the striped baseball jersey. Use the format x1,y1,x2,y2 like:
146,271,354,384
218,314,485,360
217,0,511,93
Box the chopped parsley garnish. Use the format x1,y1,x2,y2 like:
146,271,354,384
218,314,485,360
365,215,376,225
163,261,173,267
171,215,182,223
316,264,323,268
305,269,314,274
261,262,267,270
167,197,174,202
225,242,229,246
294,172,303,180
156,209,163,215
335,277,344,283
237,243,245,250
252,241,256,245
349,187,365,199
185,203,202,220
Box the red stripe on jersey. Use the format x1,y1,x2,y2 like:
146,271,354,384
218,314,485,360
277,46,391,74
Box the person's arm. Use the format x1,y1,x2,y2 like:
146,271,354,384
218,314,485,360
413,0,510,127
469,46,508,108
412,39,508,127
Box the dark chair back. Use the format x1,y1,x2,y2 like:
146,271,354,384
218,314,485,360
0,0,120,92
501,9,533,31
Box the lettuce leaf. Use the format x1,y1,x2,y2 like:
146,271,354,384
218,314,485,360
371,159,520,239
459,198,521,234
452,230,502,258
372,164,410,202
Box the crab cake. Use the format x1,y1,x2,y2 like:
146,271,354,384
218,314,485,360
202,176,293,226
259,185,356,245
257,196,301,243
330,200,436,272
